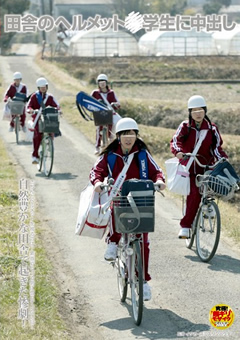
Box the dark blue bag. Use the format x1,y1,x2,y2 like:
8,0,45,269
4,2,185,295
208,161,239,196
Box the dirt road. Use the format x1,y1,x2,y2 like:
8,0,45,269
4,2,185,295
0,46,240,340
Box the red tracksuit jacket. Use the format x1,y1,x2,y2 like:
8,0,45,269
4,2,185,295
4,83,27,101
91,88,120,111
170,118,228,175
90,144,165,185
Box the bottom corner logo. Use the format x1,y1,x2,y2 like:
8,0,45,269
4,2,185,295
209,304,234,330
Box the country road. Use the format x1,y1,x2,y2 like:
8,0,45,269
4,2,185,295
0,45,240,340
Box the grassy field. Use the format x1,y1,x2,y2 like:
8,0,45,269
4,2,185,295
0,77,71,338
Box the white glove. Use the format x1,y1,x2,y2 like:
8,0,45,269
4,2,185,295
154,180,166,191
94,181,103,193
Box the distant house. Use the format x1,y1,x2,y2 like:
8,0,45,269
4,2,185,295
219,5,240,23
53,0,114,22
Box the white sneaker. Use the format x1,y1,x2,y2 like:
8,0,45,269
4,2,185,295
9,126,14,132
94,147,100,155
104,242,117,261
143,282,152,301
32,157,39,164
178,228,191,239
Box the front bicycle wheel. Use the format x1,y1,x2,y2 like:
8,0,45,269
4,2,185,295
15,116,19,144
37,142,43,172
196,201,221,262
130,240,143,326
117,247,128,302
43,136,54,177
185,227,195,249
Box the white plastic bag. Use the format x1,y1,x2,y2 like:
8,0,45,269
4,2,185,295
25,120,34,142
165,157,190,196
75,182,111,239
2,103,12,121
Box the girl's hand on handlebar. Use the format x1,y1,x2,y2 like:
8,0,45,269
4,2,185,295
154,180,166,191
176,152,184,160
94,181,103,193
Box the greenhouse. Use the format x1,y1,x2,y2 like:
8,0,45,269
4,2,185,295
212,25,240,55
138,29,215,56
69,28,139,57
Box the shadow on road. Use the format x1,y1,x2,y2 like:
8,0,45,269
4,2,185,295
101,305,210,339
185,253,240,274
35,172,78,180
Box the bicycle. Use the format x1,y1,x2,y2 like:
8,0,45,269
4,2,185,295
76,91,114,151
8,99,26,144
32,107,60,177
183,153,239,262
93,109,113,149
102,179,162,325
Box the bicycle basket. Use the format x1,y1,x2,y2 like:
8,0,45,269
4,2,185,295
39,107,59,133
93,110,113,126
8,101,25,115
197,174,235,201
113,194,155,234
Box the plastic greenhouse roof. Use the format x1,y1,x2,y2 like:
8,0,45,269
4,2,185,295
139,28,213,42
70,28,137,42
212,24,240,40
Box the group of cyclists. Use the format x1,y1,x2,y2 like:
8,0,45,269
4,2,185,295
3,71,229,302
3,72,60,164
88,74,229,301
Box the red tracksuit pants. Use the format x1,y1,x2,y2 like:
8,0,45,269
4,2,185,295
10,113,26,128
107,213,151,281
180,174,201,228
32,120,42,158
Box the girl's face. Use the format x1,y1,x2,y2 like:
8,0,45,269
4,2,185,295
39,86,47,93
98,80,107,91
191,107,205,124
119,130,137,153
14,79,21,86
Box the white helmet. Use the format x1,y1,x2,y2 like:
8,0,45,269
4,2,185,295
36,77,48,87
116,118,139,134
13,72,22,80
97,73,108,82
188,95,206,109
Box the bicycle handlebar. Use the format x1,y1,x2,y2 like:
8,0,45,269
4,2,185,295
100,178,165,196
27,108,61,115
182,153,227,169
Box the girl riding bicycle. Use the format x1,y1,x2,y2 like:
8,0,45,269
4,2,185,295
4,72,28,132
27,77,60,164
89,117,166,300
91,73,120,155
170,95,228,239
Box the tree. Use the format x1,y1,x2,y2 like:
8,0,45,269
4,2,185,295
203,0,231,15
0,0,30,53
111,0,149,19
151,0,187,16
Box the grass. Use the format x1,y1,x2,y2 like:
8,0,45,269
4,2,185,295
0,79,71,338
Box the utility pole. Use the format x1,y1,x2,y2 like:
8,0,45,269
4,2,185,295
49,0,53,16
40,0,46,40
